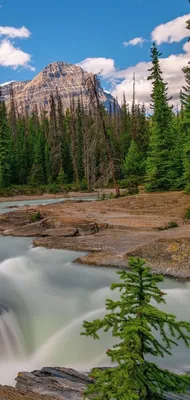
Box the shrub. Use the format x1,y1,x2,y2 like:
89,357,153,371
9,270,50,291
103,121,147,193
48,183,61,194
56,168,68,185
158,221,179,231
30,211,42,222
185,208,190,220
184,183,190,194
109,192,116,199
98,192,106,201
119,177,139,195
80,178,88,191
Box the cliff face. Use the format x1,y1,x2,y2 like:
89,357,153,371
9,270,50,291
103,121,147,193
0,62,116,113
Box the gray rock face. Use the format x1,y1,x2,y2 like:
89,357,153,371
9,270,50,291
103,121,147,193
0,62,116,114
16,367,93,399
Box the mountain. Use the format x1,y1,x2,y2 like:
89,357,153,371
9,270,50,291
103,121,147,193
0,62,117,114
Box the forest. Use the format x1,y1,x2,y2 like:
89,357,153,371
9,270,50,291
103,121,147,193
0,41,189,196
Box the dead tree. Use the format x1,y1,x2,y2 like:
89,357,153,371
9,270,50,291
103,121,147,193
85,74,120,197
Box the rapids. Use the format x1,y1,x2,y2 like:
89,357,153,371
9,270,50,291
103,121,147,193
0,198,189,386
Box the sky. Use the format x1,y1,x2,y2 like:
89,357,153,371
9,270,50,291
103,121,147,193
0,0,189,107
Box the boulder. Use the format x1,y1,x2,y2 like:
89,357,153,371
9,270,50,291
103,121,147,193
41,228,78,237
77,222,108,236
0,385,54,399
16,367,93,400
3,219,49,237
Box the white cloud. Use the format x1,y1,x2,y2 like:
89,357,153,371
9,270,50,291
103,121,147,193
0,24,34,70
112,42,189,109
0,25,31,39
79,44,189,110
152,14,190,45
123,37,145,47
78,57,115,77
0,39,35,70
79,13,190,110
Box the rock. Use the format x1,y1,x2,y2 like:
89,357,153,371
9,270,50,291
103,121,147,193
77,222,99,236
3,219,49,237
77,222,107,236
16,367,93,400
41,227,77,237
0,62,117,115
0,385,54,399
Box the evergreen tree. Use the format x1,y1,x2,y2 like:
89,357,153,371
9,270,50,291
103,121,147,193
146,43,175,191
56,167,67,185
122,140,143,182
136,104,150,157
82,257,190,400
0,98,11,187
75,98,84,182
181,55,190,191
49,94,62,181
170,112,184,189
29,130,45,186
62,108,73,183
120,94,131,160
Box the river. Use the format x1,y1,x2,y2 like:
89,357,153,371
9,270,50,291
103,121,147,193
0,197,189,387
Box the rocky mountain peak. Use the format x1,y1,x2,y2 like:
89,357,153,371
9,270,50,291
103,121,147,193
0,61,116,114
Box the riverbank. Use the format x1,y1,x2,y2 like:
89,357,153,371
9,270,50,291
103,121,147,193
0,191,189,280
0,191,97,203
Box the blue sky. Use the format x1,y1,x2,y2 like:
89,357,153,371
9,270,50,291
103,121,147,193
0,0,189,106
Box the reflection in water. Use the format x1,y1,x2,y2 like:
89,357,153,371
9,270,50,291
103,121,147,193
0,237,189,386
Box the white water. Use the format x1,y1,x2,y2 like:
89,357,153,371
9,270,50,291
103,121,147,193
0,239,118,385
0,197,189,386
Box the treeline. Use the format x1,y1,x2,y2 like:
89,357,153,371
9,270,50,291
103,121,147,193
0,41,189,195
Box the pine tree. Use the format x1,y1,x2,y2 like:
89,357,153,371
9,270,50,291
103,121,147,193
56,167,67,185
28,130,45,186
120,94,131,160
122,140,143,191
146,43,175,191
49,94,62,181
131,73,137,141
86,75,120,196
181,13,190,192
82,257,190,400
62,108,73,183
136,104,150,157
75,98,84,182
0,97,11,187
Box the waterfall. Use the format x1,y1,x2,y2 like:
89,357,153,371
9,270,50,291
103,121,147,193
0,236,189,387
31,307,105,366
0,308,26,360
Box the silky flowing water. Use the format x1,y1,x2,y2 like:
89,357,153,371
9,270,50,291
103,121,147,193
0,198,189,386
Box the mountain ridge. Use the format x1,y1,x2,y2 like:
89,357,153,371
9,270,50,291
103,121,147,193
0,61,117,114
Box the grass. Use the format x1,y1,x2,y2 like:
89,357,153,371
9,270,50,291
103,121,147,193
185,208,190,220
158,221,179,231
30,211,42,222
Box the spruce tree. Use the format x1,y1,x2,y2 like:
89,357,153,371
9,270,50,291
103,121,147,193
146,43,175,191
49,94,62,181
122,140,143,191
120,94,131,160
62,108,73,183
82,257,190,400
75,98,84,182
0,98,11,187
181,27,190,192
